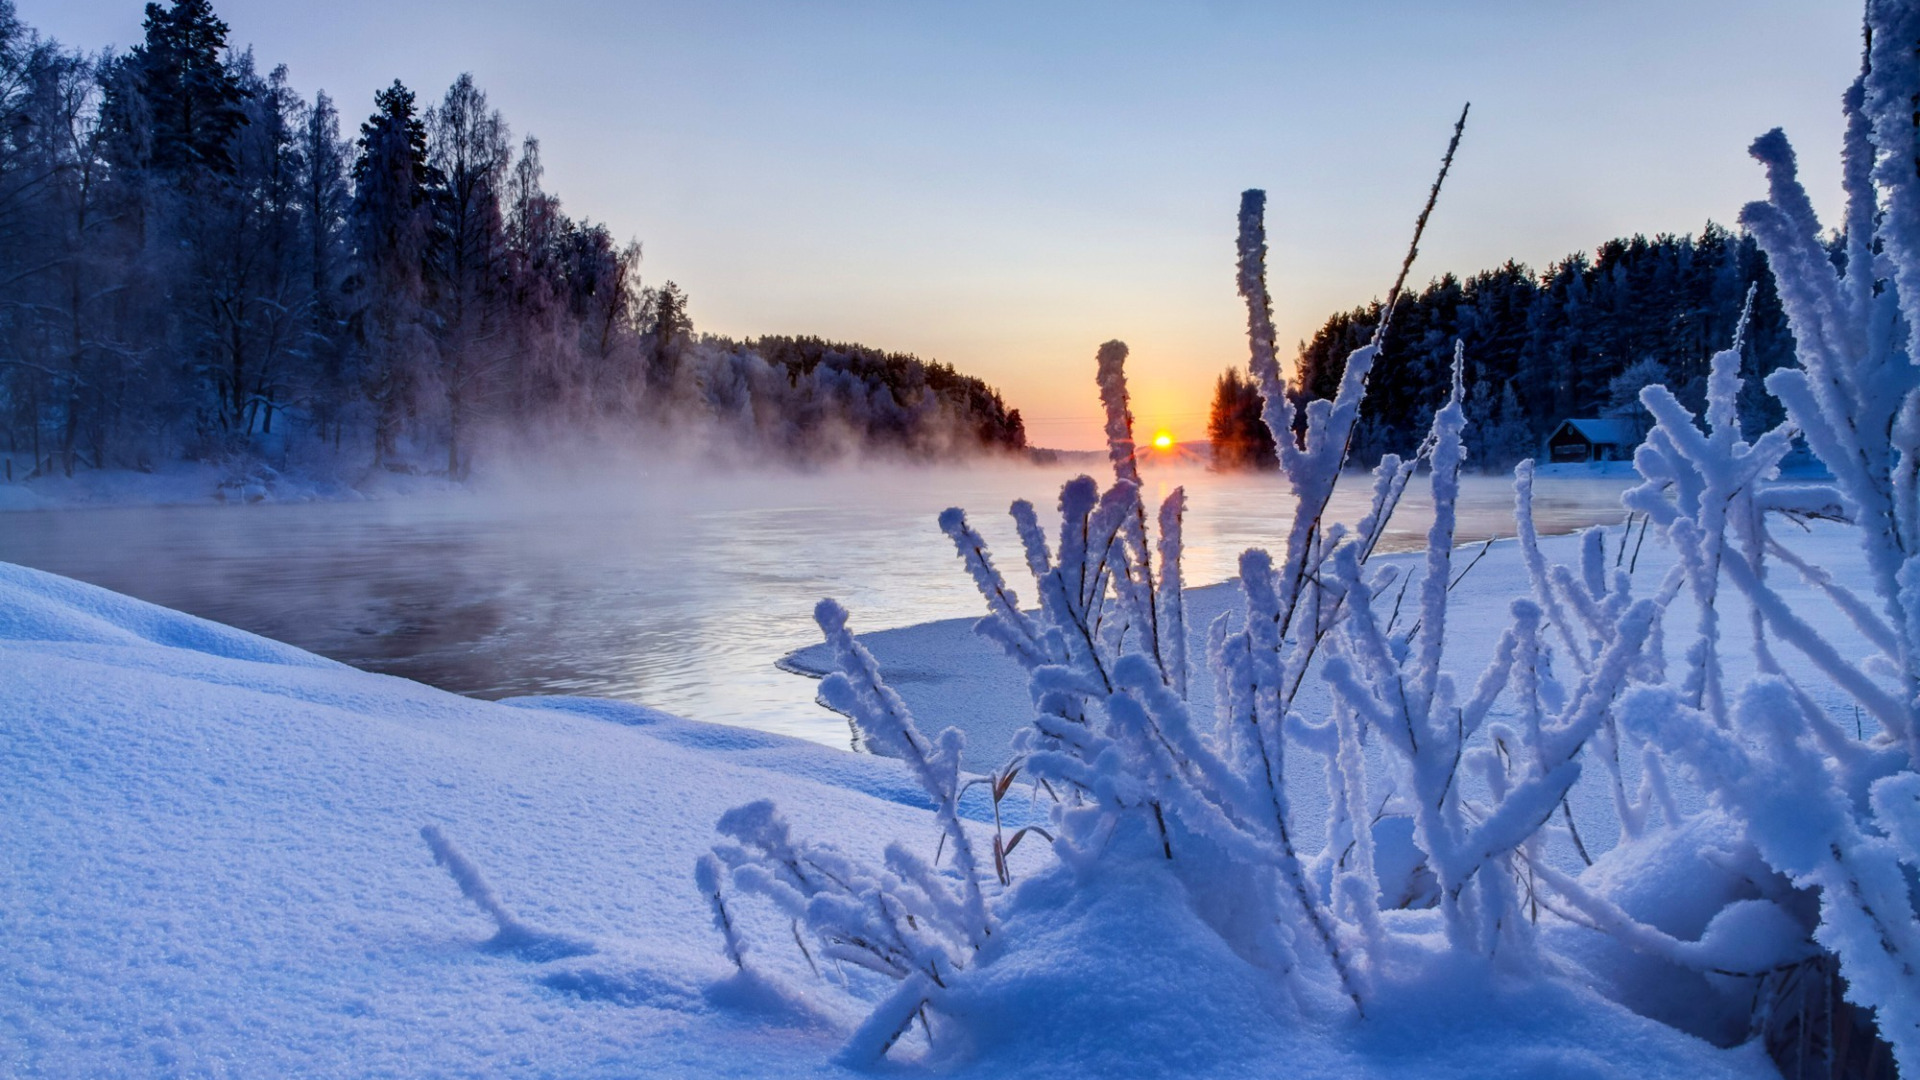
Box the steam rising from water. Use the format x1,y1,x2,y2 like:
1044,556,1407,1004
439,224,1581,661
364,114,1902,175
0,456,1632,746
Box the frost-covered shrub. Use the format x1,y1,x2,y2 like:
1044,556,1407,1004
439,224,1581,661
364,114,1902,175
1610,11,1920,1067
702,244,1687,1062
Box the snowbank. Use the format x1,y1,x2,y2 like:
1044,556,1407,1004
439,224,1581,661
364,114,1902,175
1,562,924,1077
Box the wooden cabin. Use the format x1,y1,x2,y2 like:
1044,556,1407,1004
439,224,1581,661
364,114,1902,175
1546,418,1638,464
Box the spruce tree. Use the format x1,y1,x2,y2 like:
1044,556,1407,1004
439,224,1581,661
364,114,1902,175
349,80,439,467
110,0,248,178
644,281,689,397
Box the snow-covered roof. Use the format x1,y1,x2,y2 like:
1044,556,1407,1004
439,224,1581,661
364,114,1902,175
1551,418,1638,445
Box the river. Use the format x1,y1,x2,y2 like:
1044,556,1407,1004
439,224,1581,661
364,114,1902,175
0,459,1632,747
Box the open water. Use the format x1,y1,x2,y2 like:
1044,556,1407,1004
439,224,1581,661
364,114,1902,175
0,459,1632,746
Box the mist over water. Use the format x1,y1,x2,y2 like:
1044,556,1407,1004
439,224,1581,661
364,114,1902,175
0,459,1632,747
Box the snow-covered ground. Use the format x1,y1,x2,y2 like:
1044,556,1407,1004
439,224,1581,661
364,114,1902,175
5,518,1848,1077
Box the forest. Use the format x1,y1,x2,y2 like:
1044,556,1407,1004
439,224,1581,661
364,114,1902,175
1211,224,1799,471
0,0,1027,484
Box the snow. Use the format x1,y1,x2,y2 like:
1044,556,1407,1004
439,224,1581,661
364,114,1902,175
2,564,922,1077
1,530,1791,1076
11,3,1916,1068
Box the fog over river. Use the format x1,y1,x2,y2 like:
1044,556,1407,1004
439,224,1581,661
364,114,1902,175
0,461,1633,747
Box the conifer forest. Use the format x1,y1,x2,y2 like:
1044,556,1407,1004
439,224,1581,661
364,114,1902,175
0,0,1028,483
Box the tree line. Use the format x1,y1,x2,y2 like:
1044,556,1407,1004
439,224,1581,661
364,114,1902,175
0,0,1025,483
1210,224,1797,472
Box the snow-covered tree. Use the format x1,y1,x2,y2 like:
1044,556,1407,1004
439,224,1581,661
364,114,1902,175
100,0,247,180
1603,356,1666,427
1474,379,1534,472
293,88,353,446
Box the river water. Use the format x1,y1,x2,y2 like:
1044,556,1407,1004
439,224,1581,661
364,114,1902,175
0,459,1632,747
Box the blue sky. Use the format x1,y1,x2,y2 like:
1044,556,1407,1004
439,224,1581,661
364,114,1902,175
29,0,1864,447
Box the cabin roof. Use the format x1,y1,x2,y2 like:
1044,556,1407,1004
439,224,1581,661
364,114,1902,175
1550,418,1638,445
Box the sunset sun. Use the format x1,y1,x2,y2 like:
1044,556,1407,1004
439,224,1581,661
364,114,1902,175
1152,431,1174,450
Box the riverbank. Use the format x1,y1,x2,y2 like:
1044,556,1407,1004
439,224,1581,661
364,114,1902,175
0,459,464,512
4,518,1860,1075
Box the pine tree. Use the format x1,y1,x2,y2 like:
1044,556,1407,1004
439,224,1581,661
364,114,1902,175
643,280,689,398
348,79,439,468
1206,366,1276,469
427,73,509,477
106,0,248,178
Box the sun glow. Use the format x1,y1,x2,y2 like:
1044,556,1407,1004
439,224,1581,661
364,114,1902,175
1152,431,1174,450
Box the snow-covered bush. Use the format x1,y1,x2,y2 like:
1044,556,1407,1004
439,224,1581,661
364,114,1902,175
1610,13,1920,1067
699,236,1691,1063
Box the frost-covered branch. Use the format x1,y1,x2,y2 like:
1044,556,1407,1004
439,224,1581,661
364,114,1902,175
422,825,589,961
815,599,991,947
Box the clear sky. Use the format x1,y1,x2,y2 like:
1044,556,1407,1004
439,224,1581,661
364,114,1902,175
28,0,1864,449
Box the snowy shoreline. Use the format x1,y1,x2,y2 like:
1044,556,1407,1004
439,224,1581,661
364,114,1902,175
783,518,1723,774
